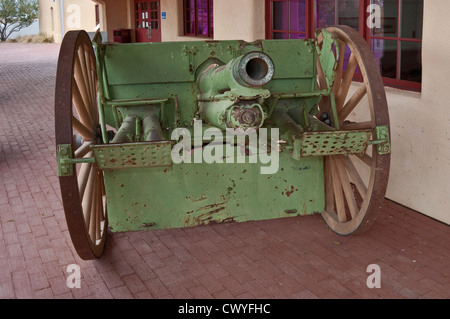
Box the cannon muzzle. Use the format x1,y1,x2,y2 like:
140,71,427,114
198,52,274,129
232,51,274,87
199,52,274,94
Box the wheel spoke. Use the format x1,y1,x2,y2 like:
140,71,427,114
82,165,97,227
84,50,97,120
72,79,94,128
332,40,346,97
74,57,94,120
90,70,98,123
336,53,357,112
77,161,92,198
342,155,368,198
72,115,93,140
335,155,358,219
76,47,94,108
338,83,367,124
330,157,347,223
74,141,93,158
95,172,103,240
355,151,373,166
89,170,98,242
340,121,374,130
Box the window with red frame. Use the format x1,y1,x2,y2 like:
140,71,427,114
367,0,422,91
183,0,213,38
265,0,423,91
266,0,311,39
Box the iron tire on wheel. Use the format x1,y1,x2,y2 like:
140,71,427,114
55,30,107,259
317,25,391,235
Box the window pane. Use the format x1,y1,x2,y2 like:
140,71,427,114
316,0,359,30
401,0,423,39
185,0,195,34
289,32,306,39
185,21,194,34
401,41,421,82
316,0,335,29
371,39,397,79
371,0,398,37
341,45,357,76
198,22,207,36
338,0,359,31
272,1,287,31
289,0,306,32
185,0,194,10
196,0,209,36
183,0,212,37
272,32,289,39
209,0,213,36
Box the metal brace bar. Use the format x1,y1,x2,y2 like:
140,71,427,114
371,125,391,155
57,144,96,177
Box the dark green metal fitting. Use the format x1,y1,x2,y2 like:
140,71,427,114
57,144,74,177
372,125,391,155
57,144,96,177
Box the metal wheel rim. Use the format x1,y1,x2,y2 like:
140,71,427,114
318,25,391,235
55,30,107,259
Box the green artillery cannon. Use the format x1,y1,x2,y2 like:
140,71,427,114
55,26,391,260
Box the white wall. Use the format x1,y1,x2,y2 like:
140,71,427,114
160,0,265,42
382,0,450,224
39,0,98,43
161,0,206,41
213,0,265,41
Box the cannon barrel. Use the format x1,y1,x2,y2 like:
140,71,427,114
198,52,274,129
199,51,274,94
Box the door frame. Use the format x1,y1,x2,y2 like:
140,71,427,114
134,0,162,43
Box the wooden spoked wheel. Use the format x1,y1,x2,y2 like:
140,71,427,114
55,30,107,259
317,26,390,235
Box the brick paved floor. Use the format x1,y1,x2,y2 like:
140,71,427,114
0,43,449,299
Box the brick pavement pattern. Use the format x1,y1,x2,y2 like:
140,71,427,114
0,43,449,299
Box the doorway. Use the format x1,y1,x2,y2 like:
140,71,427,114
135,0,161,42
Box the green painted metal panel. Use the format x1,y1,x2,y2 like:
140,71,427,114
92,141,172,169
104,149,324,232
261,39,316,79
104,43,194,85
96,39,331,133
299,130,372,157
88,36,346,233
